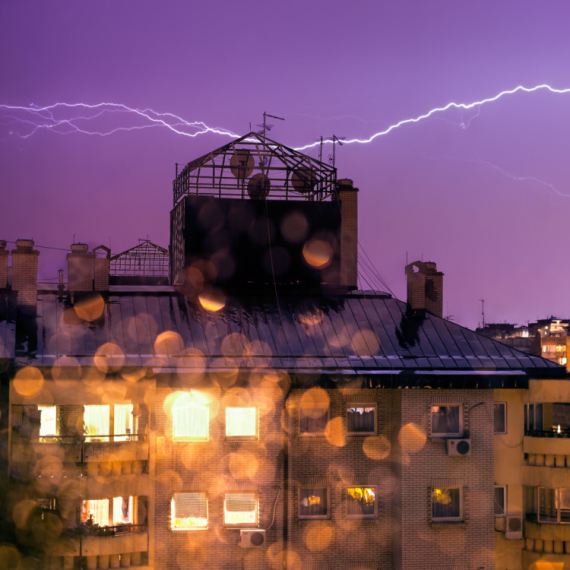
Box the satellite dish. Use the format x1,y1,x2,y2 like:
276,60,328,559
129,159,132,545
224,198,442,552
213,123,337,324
291,166,317,194
247,173,271,200
230,149,255,181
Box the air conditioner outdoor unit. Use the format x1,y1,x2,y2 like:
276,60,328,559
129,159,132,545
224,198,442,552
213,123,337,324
446,438,471,456
240,529,266,548
505,516,523,539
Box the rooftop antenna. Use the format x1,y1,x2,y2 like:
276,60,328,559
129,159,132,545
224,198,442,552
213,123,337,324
262,112,284,137
480,299,485,328
319,136,323,163
328,135,345,168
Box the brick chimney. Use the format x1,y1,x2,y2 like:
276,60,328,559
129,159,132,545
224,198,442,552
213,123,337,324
405,260,444,317
67,244,94,292
0,241,8,289
338,179,358,289
93,245,111,291
11,239,39,307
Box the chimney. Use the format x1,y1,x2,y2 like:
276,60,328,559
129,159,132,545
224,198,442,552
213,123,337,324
337,179,358,289
67,243,94,292
93,245,111,291
405,261,444,317
0,241,8,289
11,239,39,307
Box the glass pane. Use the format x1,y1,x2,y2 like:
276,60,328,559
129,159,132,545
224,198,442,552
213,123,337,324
83,499,109,527
432,488,461,520
84,405,110,442
224,493,257,525
113,496,133,525
226,408,257,437
300,406,328,434
552,404,570,431
39,406,57,440
529,405,534,432
431,405,460,435
560,489,570,523
494,404,506,434
346,487,376,517
299,487,328,518
172,493,208,529
114,405,133,441
494,487,505,515
173,404,209,440
535,404,543,431
347,407,375,434
539,488,557,522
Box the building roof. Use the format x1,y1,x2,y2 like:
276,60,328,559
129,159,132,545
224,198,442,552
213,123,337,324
3,289,563,384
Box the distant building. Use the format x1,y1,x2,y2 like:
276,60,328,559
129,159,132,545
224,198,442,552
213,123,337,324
1,134,569,570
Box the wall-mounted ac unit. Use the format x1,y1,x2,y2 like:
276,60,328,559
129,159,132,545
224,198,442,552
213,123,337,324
240,529,266,548
505,516,523,539
446,439,471,456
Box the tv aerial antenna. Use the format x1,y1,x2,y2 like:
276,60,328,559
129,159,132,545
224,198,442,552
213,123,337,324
328,135,345,168
259,112,284,138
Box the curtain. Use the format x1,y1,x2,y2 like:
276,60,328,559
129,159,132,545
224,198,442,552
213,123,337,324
173,405,209,439
114,404,133,441
39,406,57,441
226,408,256,437
84,405,110,442
347,487,376,517
347,407,375,433
113,496,133,524
84,499,109,526
224,493,257,525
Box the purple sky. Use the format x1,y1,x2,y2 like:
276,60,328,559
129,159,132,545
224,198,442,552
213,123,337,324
2,0,570,329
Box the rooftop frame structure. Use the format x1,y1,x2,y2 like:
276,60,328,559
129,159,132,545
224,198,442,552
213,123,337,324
173,132,337,206
110,240,169,278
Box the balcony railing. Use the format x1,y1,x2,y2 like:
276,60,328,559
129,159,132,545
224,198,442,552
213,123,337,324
525,428,570,438
38,433,145,444
75,523,147,537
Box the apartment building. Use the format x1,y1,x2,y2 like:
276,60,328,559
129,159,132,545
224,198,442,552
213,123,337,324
1,133,568,570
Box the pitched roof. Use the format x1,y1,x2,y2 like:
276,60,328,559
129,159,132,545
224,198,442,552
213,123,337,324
7,288,562,384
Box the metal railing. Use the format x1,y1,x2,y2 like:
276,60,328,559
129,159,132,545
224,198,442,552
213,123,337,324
38,433,145,444
78,523,147,537
525,428,570,438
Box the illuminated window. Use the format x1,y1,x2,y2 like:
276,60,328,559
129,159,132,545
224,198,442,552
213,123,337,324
224,493,258,526
494,403,507,434
431,405,462,437
226,407,257,438
346,405,376,435
173,401,209,441
39,406,57,442
171,493,208,530
299,401,329,435
82,499,109,526
299,487,329,519
84,405,110,442
113,496,133,525
346,487,377,519
431,487,462,522
114,404,134,442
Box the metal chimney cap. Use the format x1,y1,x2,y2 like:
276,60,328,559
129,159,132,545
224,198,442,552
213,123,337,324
70,243,89,253
15,239,35,250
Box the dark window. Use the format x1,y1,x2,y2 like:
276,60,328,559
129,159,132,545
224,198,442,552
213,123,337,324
431,405,461,436
346,487,376,519
346,406,376,435
494,487,506,516
494,403,507,434
300,404,329,435
539,488,557,523
299,487,329,519
432,487,462,521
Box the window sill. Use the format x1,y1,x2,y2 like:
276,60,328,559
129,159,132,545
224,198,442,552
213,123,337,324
430,520,466,527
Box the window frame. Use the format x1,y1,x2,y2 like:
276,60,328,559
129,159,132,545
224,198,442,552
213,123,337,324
298,486,331,520
537,487,570,524
345,486,378,520
299,402,330,437
431,486,463,523
38,405,58,442
494,486,506,517
346,403,377,436
223,492,259,527
225,406,258,440
430,404,463,438
171,492,209,531
494,402,507,435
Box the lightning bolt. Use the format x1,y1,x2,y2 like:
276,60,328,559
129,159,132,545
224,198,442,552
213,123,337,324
1,83,569,152
0,102,239,140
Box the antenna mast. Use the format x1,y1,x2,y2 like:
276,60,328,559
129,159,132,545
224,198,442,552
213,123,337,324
262,112,284,137
480,299,485,328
